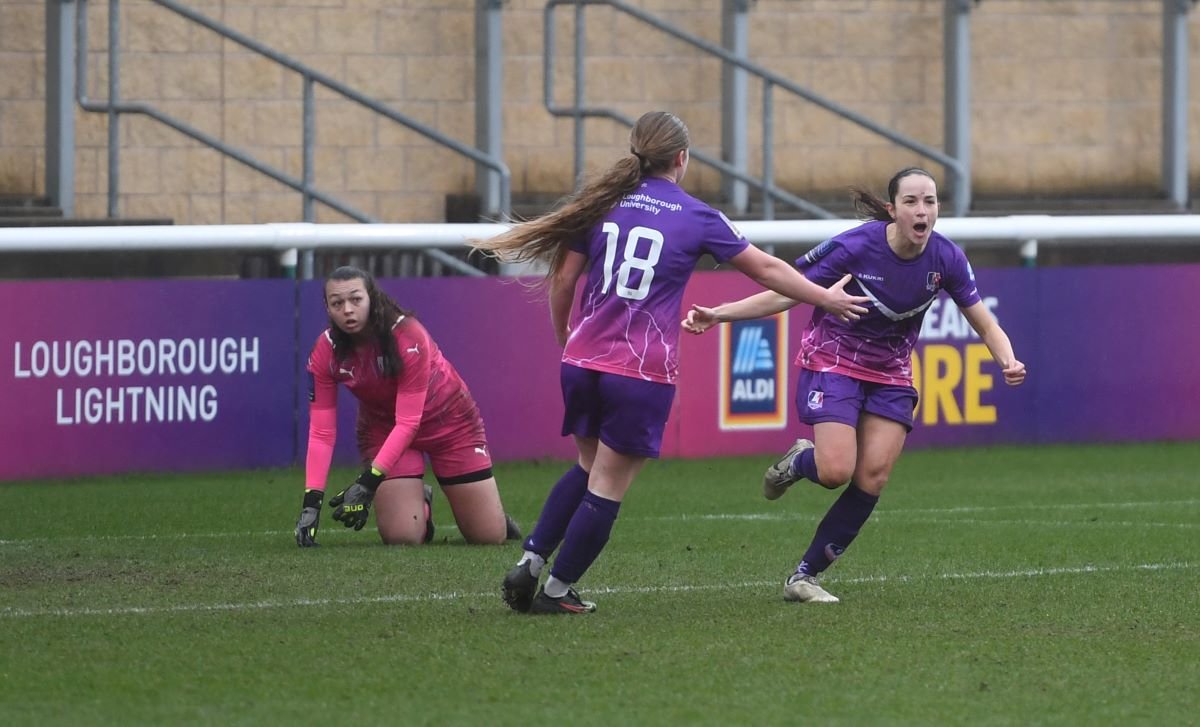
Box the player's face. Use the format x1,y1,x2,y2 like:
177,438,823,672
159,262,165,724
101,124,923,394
325,279,371,336
887,175,939,246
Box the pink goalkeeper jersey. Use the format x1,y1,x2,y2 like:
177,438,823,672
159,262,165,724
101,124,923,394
796,220,981,387
561,177,750,383
304,315,481,489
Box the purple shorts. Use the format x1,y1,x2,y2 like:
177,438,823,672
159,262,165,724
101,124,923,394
796,369,917,432
560,363,676,458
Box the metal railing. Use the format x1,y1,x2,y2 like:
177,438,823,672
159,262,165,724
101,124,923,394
4,215,1199,268
543,0,970,219
74,0,514,276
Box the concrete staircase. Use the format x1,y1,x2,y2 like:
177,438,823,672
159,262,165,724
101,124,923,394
0,194,173,228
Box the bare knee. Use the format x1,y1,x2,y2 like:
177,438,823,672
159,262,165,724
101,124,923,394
462,531,506,546
814,456,854,489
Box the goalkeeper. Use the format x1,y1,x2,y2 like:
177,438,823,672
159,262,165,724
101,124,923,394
295,266,521,548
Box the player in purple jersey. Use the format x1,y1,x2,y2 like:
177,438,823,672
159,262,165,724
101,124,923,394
685,168,1026,603
471,111,869,614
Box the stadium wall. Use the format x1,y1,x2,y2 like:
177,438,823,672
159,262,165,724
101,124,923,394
2,0,1200,223
4,264,1199,481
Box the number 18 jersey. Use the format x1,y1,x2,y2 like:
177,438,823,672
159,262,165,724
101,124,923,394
562,177,749,383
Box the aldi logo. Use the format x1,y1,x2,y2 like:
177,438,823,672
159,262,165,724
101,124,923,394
719,315,788,430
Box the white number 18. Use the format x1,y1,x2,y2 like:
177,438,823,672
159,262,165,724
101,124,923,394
600,222,663,301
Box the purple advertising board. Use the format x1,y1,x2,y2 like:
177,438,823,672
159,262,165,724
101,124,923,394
1,280,297,480
672,265,1200,456
4,264,1198,482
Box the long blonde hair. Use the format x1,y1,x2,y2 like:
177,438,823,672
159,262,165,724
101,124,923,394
471,111,690,280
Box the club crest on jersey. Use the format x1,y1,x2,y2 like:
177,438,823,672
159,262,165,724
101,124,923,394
926,272,942,293
807,390,824,410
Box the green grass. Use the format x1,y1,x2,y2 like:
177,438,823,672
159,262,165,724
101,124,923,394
1,442,1197,725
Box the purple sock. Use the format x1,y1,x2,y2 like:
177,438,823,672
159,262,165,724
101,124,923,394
523,464,589,557
796,483,879,577
790,447,820,483
549,491,621,585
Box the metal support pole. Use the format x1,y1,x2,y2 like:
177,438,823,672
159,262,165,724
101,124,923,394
761,81,774,225
301,75,315,278
572,0,586,189
1162,0,1193,210
46,0,77,215
943,0,972,217
106,0,121,218
721,0,750,214
1019,238,1038,268
475,0,505,219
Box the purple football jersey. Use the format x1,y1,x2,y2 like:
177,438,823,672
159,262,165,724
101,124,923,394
795,220,981,386
562,177,749,383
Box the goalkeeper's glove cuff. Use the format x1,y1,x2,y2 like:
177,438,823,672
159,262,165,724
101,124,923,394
303,489,325,509
357,466,386,492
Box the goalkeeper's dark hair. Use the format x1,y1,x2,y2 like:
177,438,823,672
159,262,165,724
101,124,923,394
469,110,690,285
849,166,936,222
324,266,411,378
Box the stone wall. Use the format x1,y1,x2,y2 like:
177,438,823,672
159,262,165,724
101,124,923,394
1,0,1197,223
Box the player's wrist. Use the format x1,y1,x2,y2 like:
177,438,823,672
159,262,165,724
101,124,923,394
357,466,385,492
302,489,324,509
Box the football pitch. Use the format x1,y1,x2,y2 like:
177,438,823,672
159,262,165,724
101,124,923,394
1,442,1196,725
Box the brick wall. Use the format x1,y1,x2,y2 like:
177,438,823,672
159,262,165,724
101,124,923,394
1,0,1198,223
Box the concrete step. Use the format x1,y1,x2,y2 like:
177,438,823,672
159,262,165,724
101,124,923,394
0,193,54,209
0,217,173,227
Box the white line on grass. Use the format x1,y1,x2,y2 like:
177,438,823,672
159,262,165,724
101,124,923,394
899,518,1199,530
673,499,1200,522
1,561,1193,619
2,497,1198,546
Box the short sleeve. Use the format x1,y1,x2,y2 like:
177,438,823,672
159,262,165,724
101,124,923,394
943,243,981,309
701,208,749,263
796,237,853,287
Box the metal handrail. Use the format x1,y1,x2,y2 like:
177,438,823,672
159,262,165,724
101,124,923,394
74,0,513,276
544,0,970,219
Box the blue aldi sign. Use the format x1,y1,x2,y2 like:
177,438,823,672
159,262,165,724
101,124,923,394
719,314,788,430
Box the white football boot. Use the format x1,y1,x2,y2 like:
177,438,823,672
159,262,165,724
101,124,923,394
762,438,814,500
783,573,840,603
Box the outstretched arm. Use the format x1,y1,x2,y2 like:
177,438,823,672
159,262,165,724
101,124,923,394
682,290,797,334
961,302,1026,385
727,245,867,322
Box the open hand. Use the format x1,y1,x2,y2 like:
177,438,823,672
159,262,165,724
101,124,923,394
822,274,871,323
682,304,720,335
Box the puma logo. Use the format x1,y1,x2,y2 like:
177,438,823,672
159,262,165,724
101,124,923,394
474,446,488,457
338,366,355,377
406,344,421,354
